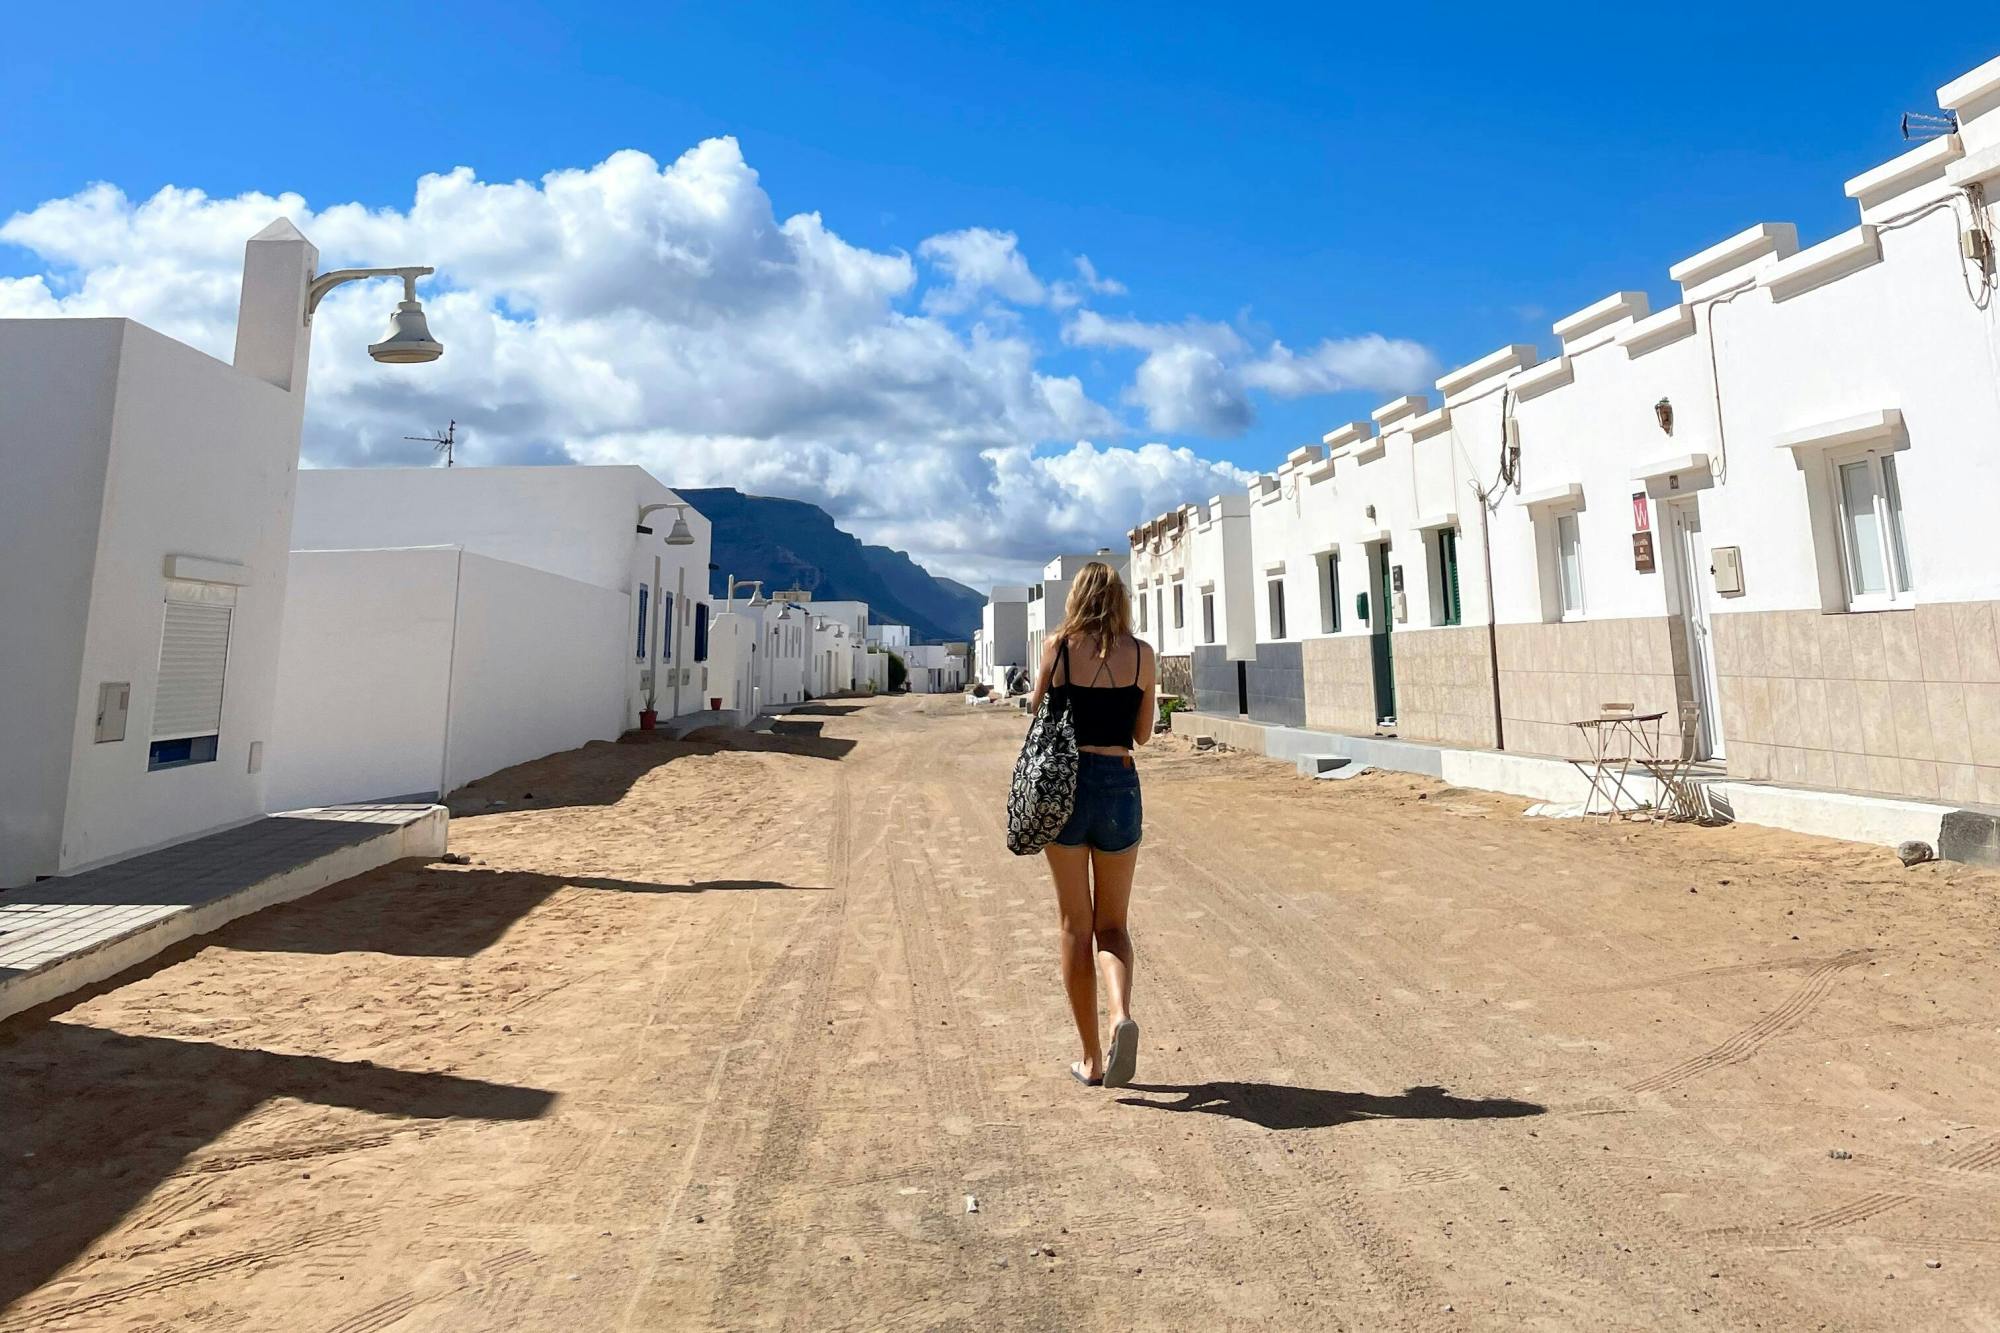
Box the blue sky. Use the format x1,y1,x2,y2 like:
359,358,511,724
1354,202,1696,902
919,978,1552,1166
2,4,1991,581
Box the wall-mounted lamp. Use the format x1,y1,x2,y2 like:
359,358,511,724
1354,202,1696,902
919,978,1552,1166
305,266,443,364
637,501,697,544
1654,397,1674,436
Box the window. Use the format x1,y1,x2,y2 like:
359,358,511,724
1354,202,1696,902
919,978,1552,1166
1155,589,1164,640
1319,552,1341,634
1137,593,1148,632
1832,450,1912,609
663,593,675,659
1267,578,1287,640
1555,513,1584,619
150,582,233,771
1202,591,1216,644
694,603,710,661
1434,528,1463,626
636,585,650,660
1172,581,1185,629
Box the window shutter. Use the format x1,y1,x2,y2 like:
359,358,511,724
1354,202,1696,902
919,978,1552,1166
1443,530,1461,625
153,599,232,740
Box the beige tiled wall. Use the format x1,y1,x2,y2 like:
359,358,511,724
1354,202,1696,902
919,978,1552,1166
1713,601,2000,806
1303,635,1375,735
1495,617,1692,761
1390,624,1499,749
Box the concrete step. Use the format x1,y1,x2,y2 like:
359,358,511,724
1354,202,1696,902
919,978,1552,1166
1296,753,1351,778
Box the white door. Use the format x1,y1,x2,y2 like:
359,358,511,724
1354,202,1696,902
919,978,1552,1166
1666,500,1723,760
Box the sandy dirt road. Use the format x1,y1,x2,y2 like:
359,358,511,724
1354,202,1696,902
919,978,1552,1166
4,693,1999,1331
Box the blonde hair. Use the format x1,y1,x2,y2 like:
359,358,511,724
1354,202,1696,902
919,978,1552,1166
1053,561,1132,656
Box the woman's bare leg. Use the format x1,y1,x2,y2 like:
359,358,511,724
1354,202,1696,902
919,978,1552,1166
1089,846,1137,1027
1044,843,1101,1078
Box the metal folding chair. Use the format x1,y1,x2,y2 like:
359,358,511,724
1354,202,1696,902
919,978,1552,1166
1638,702,1703,823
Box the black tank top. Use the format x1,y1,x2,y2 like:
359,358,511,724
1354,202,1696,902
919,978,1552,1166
1054,636,1144,749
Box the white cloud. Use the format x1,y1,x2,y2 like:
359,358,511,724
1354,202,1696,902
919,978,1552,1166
1065,311,1439,437
0,143,1246,586
917,226,1045,314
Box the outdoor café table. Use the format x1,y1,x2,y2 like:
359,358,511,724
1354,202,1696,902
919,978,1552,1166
1568,708,1666,820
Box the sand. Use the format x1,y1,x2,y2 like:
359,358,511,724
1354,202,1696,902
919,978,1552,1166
4,694,1998,1330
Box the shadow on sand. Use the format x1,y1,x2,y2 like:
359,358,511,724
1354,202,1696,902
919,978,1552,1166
0,1022,554,1315
211,867,827,959
1115,1082,1546,1131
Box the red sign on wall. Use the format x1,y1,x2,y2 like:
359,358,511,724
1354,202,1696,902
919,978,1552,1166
1631,492,1650,532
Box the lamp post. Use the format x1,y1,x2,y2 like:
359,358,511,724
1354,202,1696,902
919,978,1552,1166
636,502,697,724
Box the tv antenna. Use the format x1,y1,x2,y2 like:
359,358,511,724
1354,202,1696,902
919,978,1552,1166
1901,110,1958,142
406,419,459,467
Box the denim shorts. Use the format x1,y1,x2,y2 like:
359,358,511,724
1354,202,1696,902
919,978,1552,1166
1054,752,1143,853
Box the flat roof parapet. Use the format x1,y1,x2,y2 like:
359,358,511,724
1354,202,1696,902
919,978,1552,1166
1552,291,1650,351
1371,395,1427,428
1436,344,1537,400
1322,420,1375,450
1669,222,1798,301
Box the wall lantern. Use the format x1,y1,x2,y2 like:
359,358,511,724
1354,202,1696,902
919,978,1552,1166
1654,397,1674,436
305,266,443,364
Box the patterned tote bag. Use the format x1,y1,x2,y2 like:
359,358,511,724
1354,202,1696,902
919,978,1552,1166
1005,650,1079,855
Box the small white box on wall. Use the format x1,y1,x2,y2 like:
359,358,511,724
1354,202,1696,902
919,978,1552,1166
1712,545,1744,596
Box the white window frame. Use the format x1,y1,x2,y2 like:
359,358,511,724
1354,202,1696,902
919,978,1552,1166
1172,580,1185,630
1827,444,1913,612
1201,590,1216,645
1267,577,1287,640
1554,510,1585,621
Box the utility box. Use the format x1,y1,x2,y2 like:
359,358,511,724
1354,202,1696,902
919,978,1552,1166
1711,545,1744,596
94,681,130,743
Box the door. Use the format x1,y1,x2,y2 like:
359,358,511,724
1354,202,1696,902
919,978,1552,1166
1370,542,1396,726
1666,500,1723,759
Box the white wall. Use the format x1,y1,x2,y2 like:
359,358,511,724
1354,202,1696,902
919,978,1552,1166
267,548,458,809
0,320,119,884
266,547,627,808
445,551,626,791
45,319,305,878
293,464,714,725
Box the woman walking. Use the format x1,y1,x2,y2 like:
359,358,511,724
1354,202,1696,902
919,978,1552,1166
1027,561,1156,1088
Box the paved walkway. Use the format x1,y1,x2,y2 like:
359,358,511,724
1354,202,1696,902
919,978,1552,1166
0,804,445,1021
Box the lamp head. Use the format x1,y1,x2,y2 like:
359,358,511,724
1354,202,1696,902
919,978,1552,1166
369,297,443,364
664,508,696,546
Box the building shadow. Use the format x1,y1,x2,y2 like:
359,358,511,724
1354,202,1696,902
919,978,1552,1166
211,867,827,959
1114,1082,1546,1131
762,718,858,758
787,702,865,717
0,1022,553,1314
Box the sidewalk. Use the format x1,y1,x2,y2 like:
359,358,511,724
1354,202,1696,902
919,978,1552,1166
1169,709,1996,858
0,803,446,1024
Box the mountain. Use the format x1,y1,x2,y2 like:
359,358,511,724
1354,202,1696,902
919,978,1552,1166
679,488,984,643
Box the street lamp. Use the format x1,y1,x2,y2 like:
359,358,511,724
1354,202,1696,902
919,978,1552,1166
635,500,701,722
305,266,443,364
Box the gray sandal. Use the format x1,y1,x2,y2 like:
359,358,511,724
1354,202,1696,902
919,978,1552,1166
1103,1019,1139,1088
1070,1061,1102,1087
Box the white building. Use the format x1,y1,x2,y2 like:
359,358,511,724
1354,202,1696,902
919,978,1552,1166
267,465,716,807
903,644,966,693
867,622,912,651
1129,496,1255,664
0,220,436,886
977,586,1031,689
1130,50,2000,812
1025,552,1129,669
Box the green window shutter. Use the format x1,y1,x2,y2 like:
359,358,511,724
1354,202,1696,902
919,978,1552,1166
1448,528,1464,624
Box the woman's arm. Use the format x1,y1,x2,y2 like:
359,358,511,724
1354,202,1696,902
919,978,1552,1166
1027,635,1062,715
1132,640,1158,747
